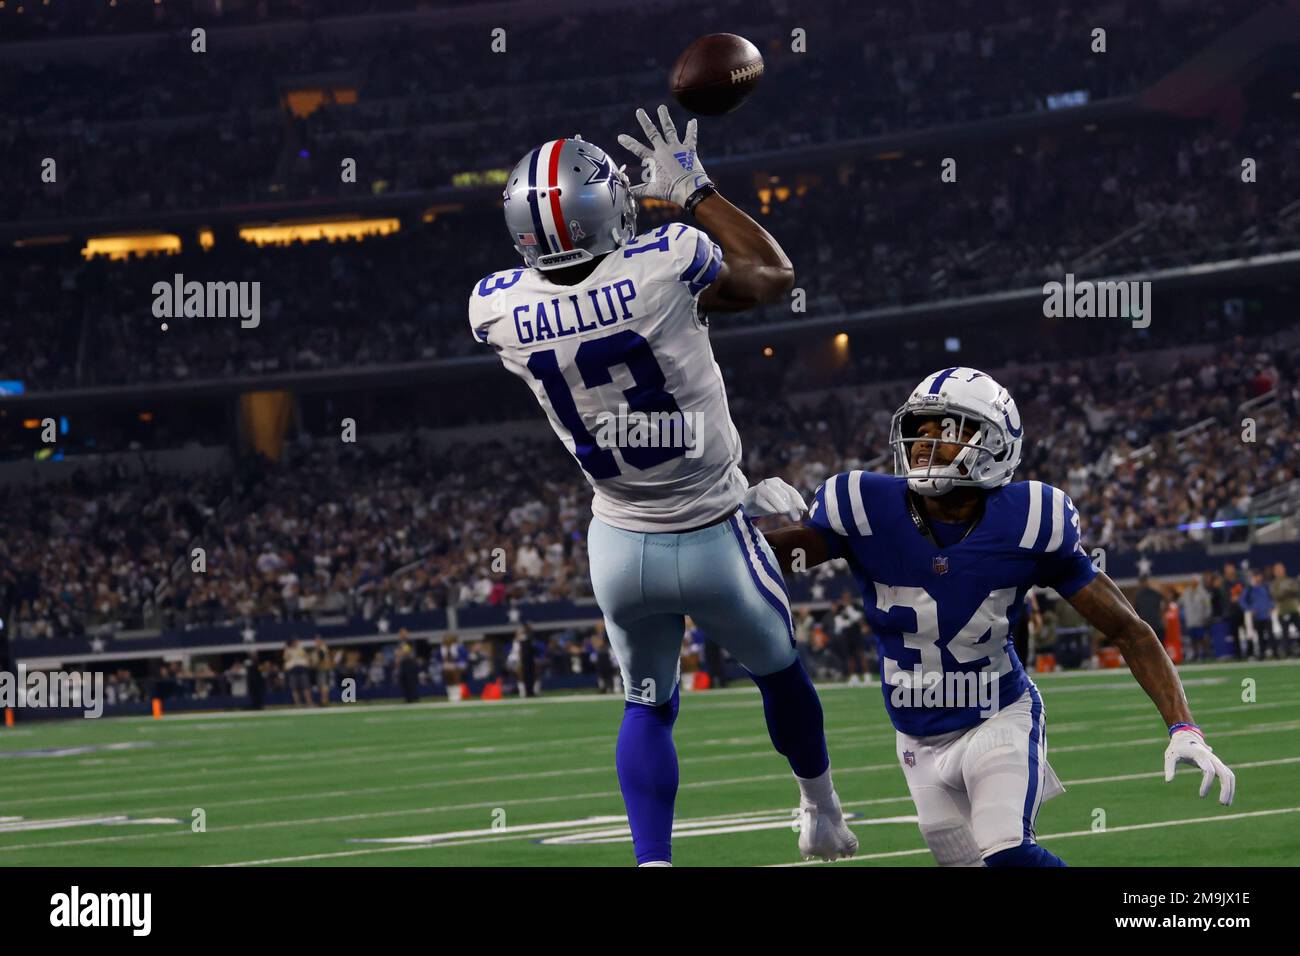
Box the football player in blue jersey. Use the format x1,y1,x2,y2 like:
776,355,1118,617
763,367,1237,866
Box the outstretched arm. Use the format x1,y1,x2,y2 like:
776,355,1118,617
617,104,793,312
1067,573,1236,804
692,192,794,312
763,525,832,576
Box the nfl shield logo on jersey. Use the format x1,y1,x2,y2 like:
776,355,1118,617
932,555,949,575
903,750,916,768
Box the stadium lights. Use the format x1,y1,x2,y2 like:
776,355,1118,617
238,218,400,247
82,233,182,261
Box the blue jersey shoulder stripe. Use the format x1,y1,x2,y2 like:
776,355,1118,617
680,232,723,294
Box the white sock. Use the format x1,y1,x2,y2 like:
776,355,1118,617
795,764,837,811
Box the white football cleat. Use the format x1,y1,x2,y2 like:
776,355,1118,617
797,792,859,862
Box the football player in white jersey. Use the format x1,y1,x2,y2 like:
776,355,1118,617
468,106,857,866
764,368,1237,866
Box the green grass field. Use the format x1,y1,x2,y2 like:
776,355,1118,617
1,660,1297,867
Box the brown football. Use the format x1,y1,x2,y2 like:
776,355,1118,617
670,33,764,116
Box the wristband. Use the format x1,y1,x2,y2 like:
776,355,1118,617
684,183,717,216
1169,722,1202,737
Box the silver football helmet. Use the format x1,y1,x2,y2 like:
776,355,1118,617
502,137,637,271
889,367,1024,497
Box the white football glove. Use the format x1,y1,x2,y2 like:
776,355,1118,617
1164,727,1236,806
742,477,808,521
616,104,713,207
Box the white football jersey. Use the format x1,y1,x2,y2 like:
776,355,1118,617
468,223,747,532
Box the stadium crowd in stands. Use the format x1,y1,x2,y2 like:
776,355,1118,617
89,551,1300,711
0,0,1272,220
3,107,1297,392
3,336,1295,640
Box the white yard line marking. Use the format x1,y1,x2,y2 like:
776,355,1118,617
5,753,1294,858
179,757,1297,866
0,730,626,791
0,815,181,833
349,816,629,844
14,715,1295,811
8,690,1282,796
539,813,921,846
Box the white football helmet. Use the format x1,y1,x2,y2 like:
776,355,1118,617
889,367,1023,497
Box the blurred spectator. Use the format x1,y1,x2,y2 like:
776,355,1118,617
283,638,311,705
1240,570,1276,659
1272,563,1299,655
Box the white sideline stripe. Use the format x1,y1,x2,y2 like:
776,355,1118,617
6,756,1297,859
776,806,1300,866
1019,480,1043,548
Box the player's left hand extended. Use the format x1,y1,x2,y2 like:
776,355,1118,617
1164,727,1236,806
616,104,713,207
743,477,808,521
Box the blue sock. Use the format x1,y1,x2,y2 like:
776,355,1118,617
616,686,680,865
751,659,830,779
985,841,1068,867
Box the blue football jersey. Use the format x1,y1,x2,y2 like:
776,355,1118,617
806,471,1097,736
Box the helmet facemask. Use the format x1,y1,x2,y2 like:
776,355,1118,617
890,404,1010,497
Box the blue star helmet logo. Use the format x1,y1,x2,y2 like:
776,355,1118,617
580,152,620,203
